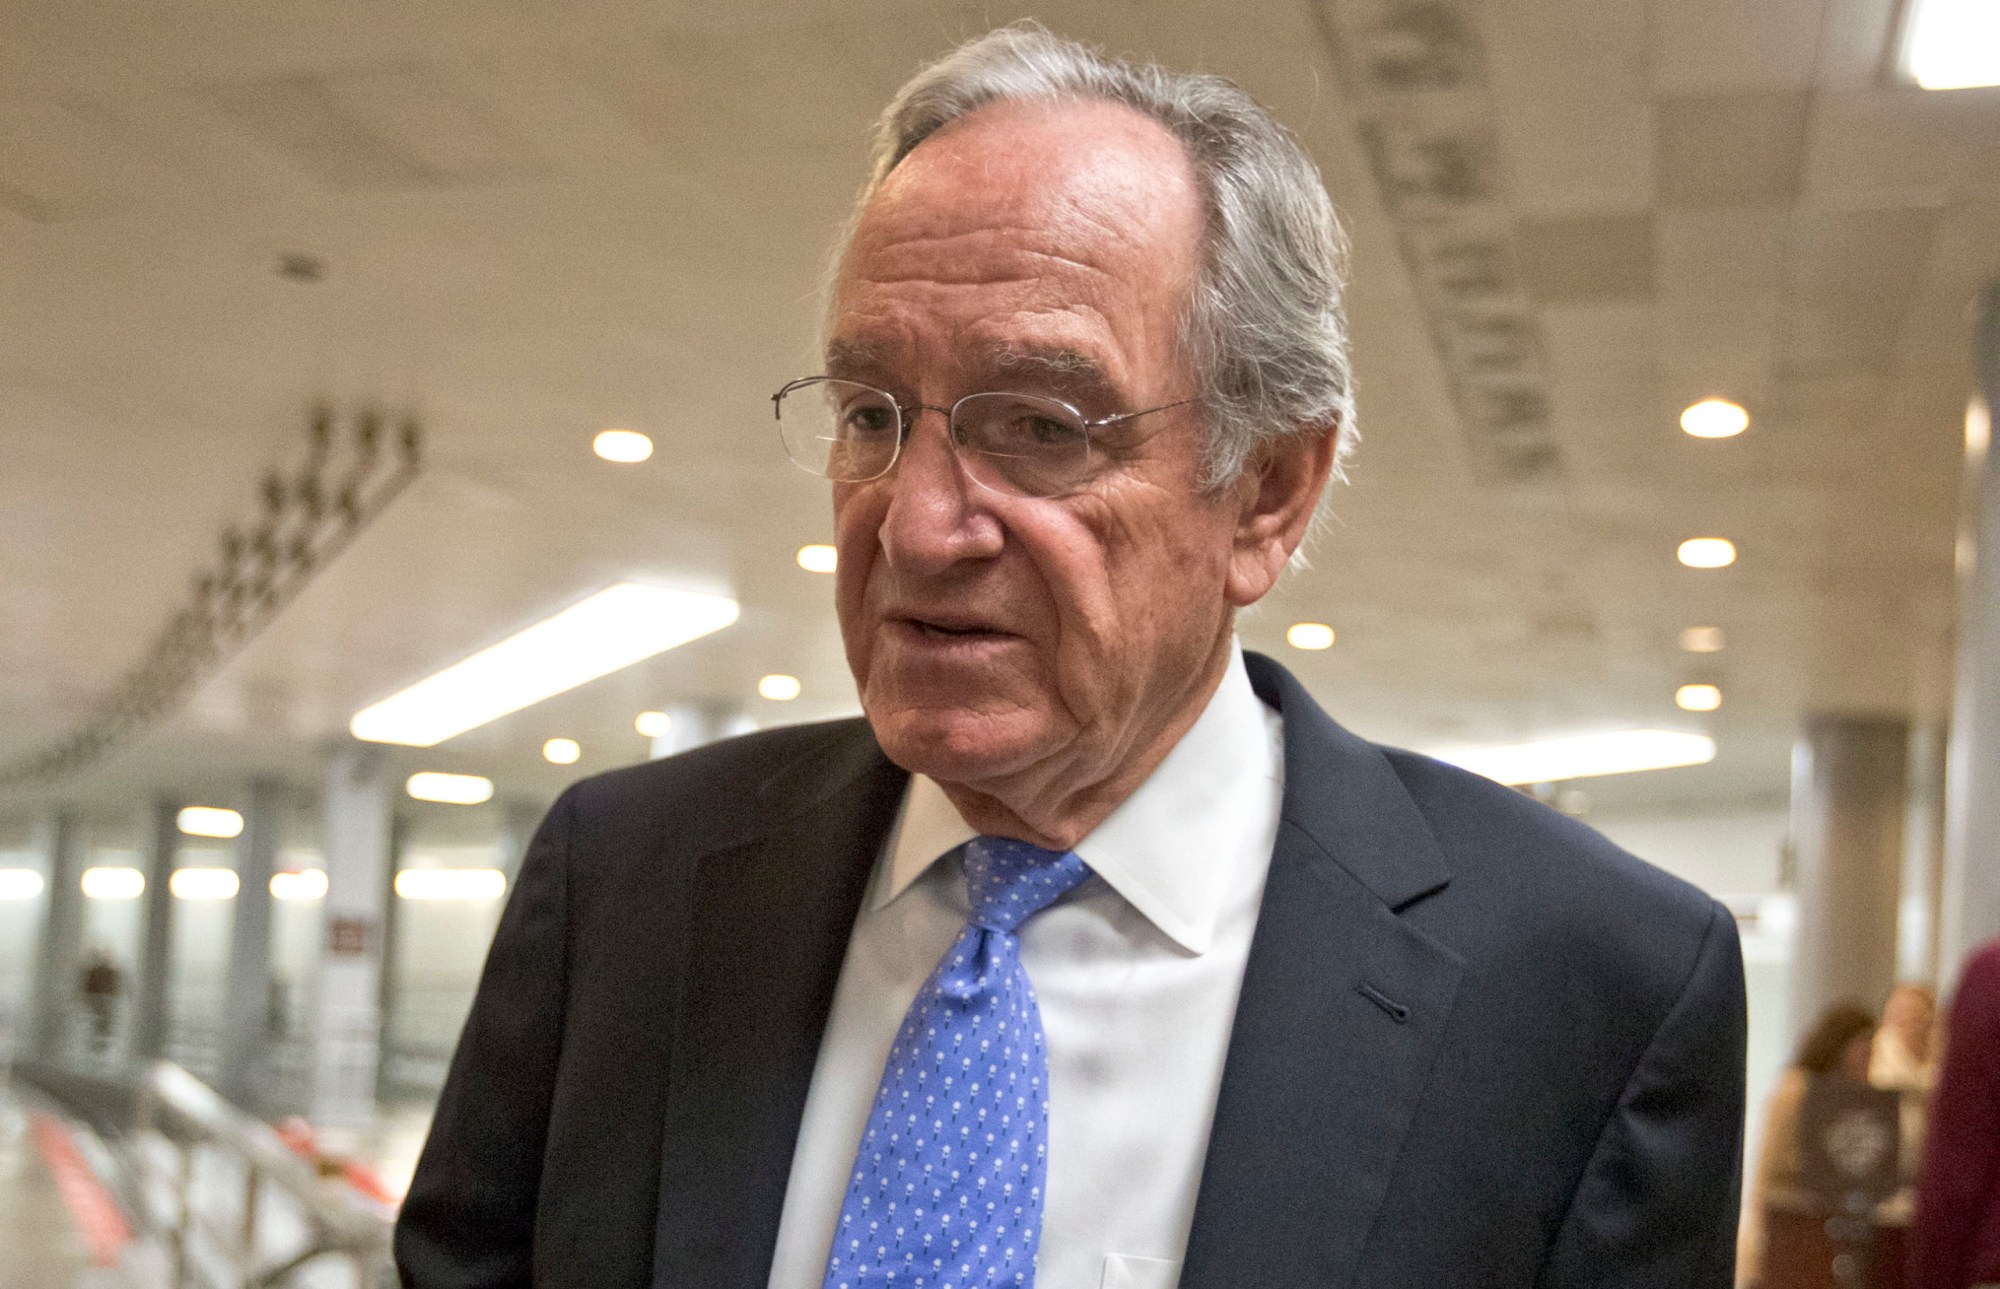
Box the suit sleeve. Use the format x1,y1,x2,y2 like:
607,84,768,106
1538,899,1748,1289
395,786,576,1288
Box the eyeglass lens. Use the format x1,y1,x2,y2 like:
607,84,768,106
776,379,1092,498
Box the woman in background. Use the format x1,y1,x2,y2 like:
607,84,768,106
1738,1003,1878,1288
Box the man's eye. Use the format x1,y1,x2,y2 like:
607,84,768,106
1020,415,1084,446
840,403,899,437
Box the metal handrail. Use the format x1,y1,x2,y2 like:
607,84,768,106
131,1061,395,1288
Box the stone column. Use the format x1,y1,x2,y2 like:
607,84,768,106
127,798,181,1062
1940,279,2000,986
219,778,282,1108
1789,715,1910,1036
312,742,392,1130
27,812,83,1060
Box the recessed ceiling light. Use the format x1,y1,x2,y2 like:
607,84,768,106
350,583,739,747
759,674,802,701
1429,729,1716,786
1901,0,2000,89
270,869,329,901
394,868,508,901
542,737,581,765
1680,626,1726,653
636,710,672,738
797,544,838,573
1677,537,1736,569
1286,622,1336,651
1679,399,1749,439
406,772,495,805
0,869,45,901
80,867,146,900
1675,683,1723,712
1969,397,1991,460
593,429,653,463
177,806,244,839
170,868,241,900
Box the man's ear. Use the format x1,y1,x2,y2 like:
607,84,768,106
1223,426,1338,608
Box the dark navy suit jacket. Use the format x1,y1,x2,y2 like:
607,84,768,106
396,653,1746,1287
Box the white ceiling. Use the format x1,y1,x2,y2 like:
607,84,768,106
2,0,1994,835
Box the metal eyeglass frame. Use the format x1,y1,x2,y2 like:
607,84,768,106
772,375,1199,499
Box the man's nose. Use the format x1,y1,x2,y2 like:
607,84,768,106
877,410,1002,575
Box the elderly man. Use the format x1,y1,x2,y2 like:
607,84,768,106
396,26,1746,1289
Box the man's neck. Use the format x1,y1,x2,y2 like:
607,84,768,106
932,634,1237,850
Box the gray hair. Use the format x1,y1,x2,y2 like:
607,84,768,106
842,22,1356,491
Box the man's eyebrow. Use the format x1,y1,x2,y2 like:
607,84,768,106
823,339,886,379
989,345,1117,402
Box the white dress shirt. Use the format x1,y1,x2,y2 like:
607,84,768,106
767,646,1284,1289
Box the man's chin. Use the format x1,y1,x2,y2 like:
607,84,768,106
863,703,1055,789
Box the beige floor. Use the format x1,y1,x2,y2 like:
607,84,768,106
0,1083,164,1289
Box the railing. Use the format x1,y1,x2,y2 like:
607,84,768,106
131,1062,396,1288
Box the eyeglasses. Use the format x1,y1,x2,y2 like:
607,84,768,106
772,376,1196,499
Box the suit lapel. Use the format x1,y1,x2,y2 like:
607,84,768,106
1180,656,1464,1288
652,730,908,1288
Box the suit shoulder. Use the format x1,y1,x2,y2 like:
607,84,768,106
1379,745,1717,922
554,716,889,857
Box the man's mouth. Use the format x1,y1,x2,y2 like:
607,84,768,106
894,613,1010,641
915,620,989,639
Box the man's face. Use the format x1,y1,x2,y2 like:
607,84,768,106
827,99,1279,839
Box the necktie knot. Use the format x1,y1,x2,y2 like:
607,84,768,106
962,835,1093,933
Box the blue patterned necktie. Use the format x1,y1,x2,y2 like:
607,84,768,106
822,835,1094,1289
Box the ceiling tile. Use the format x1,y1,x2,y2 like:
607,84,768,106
1655,207,1789,299
1648,0,1828,95
1517,213,1656,304
1657,91,1810,206
1775,206,1941,374
207,74,439,187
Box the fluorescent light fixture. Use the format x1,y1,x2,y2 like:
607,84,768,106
81,867,146,900
394,868,508,901
1901,0,2000,89
406,772,495,805
1680,626,1726,653
177,806,244,838
542,737,581,764
170,867,241,900
1675,683,1723,712
1680,398,1749,439
635,710,672,738
350,583,739,746
0,868,45,900
797,544,838,573
758,674,802,701
270,869,329,901
1970,398,1991,461
1431,729,1716,786
592,428,653,463
1286,622,1336,651
1677,537,1736,569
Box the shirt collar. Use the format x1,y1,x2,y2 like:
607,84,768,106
876,644,1280,955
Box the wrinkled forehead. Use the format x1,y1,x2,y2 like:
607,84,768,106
862,97,1200,246
828,98,1206,382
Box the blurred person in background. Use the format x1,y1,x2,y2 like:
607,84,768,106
1873,982,1940,1094
1911,939,2000,1289
78,947,121,1052
1738,1003,1878,1287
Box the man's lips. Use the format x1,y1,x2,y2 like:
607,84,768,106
886,611,1017,641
